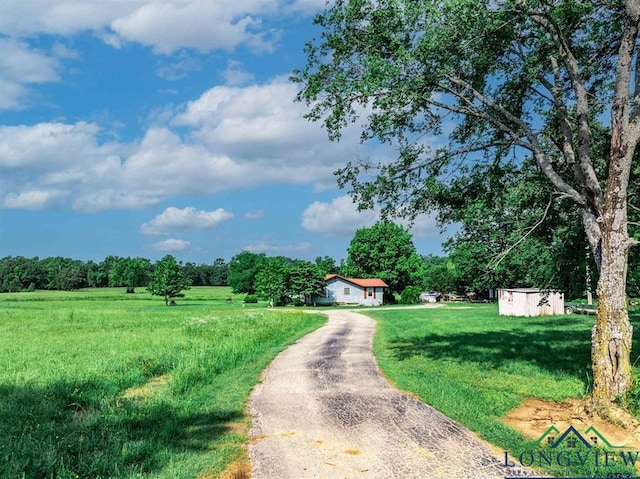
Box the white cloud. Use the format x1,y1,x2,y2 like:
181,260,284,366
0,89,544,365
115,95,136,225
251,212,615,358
0,77,373,212
301,195,378,236
301,195,444,247
221,60,254,86
0,121,105,169
244,208,264,219
110,1,275,54
150,238,191,252
2,189,69,210
244,240,313,254
0,1,286,54
141,206,234,235
0,38,62,109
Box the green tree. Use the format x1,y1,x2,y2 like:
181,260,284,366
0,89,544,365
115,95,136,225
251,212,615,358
147,255,191,306
228,252,267,294
314,256,341,276
87,255,121,288
343,222,424,295
209,258,229,286
295,0,640,403
254,257,291,305
423,262,458,295
442,159,591,299
289,262,326,305
109,257,151,293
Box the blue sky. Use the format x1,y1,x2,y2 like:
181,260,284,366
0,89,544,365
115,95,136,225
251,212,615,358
0,0,447,264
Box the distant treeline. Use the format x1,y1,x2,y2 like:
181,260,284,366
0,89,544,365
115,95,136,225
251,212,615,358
0,255,229,292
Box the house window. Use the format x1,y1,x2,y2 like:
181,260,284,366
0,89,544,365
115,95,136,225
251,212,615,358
368,288,373,297
343,287,351,295
326,288,330,298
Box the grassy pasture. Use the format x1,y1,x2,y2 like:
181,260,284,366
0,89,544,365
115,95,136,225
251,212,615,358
368,303,640,478
0,286,325,478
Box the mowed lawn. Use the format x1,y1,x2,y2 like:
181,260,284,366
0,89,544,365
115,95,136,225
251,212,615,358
0,287,325,479
367,303,640,478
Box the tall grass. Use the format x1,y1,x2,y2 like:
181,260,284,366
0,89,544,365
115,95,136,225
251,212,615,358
0,287,324,478
368,304,640,478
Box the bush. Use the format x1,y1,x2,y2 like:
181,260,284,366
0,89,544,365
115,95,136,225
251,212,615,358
400,286,422,304
244,295,258,304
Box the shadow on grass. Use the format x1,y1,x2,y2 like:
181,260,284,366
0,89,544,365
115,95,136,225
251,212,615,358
387,327,591,377
0,379,240,478
387,311,640,383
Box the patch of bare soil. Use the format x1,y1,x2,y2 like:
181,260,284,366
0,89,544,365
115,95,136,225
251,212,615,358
213,460,251,479
503,397,640,450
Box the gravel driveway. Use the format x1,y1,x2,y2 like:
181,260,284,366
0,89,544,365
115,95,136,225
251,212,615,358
247,308,539,479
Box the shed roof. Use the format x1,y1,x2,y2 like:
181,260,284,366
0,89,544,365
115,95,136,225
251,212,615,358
325,274,388,288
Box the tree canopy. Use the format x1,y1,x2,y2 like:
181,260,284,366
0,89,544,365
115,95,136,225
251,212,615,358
294,0,640,403
343,221,424,295
147,255,192,306
228,252,267,294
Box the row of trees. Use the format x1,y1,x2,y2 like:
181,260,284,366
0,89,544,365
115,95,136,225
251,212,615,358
0,255,229,293
3,216,639,301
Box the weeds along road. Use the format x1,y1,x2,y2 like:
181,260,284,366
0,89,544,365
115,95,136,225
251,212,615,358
247,308,538,479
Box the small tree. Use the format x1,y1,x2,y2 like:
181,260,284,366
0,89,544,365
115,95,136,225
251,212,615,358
147,255,191,306
400,286,422,305
254,257,291,306
289,262,326,305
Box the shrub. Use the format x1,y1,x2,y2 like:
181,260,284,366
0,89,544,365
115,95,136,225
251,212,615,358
400,286,422,304
244,295,258,304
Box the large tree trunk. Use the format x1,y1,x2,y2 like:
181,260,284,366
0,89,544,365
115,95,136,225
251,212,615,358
591,225,633,404
591,91,635,403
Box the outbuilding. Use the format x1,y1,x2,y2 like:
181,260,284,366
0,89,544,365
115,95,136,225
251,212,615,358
498,288,564,317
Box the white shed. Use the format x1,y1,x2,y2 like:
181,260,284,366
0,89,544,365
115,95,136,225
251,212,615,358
498,288,564,317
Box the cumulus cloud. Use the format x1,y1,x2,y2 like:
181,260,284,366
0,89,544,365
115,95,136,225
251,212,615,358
302,195,443,240
0,76,371,212
0,1,290,54
301,195,378,236
0,38,62,109
150,238,192,252
141,206,234,235
110,1,275,54
244,240,313,254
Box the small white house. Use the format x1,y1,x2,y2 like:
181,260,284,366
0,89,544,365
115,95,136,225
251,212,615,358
314,274,388,306
498,288,564,317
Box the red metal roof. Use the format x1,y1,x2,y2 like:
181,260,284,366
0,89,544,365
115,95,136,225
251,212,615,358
325,274,388,288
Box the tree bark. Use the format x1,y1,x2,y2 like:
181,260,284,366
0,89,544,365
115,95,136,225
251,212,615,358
591,80,636,403
592,224,633,404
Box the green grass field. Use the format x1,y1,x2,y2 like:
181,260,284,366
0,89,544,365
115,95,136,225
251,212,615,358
367,303,640,478
0,287,325,479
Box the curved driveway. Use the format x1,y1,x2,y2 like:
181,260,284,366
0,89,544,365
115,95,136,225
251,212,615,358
247,309,537,479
